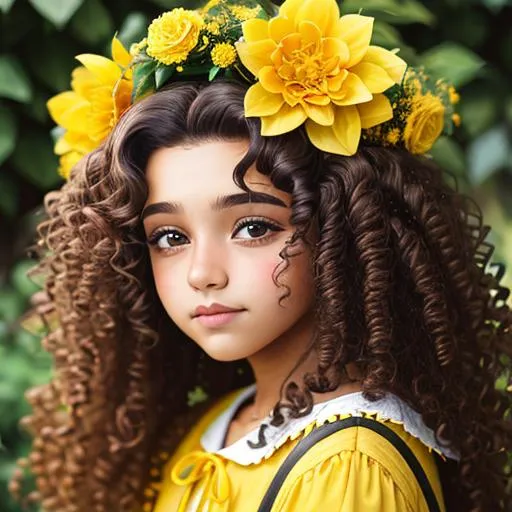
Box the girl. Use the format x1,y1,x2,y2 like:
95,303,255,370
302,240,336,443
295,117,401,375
11,0,512,511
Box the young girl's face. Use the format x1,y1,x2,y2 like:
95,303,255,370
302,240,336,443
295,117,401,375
142,139,315,362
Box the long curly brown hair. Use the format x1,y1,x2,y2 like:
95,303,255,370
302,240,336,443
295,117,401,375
11,80,512,511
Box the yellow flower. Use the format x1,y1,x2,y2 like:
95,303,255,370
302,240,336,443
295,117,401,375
404,93,445,154
130,37,148,57
452,113,461,127
147,8,204,65
211,42,237,68
206,21,221,35
47,37,133,180
236,0,407,155
448,86,460,105
230,5,261,21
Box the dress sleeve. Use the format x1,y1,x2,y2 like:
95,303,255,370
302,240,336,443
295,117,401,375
274,449,413,512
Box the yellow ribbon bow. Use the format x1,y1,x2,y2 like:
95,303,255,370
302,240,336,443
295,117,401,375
171,451,230,511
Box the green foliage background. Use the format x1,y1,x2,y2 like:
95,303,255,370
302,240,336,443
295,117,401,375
0,0,511,510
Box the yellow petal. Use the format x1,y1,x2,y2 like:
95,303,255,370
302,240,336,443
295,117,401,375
261,103,307,135
76,54,121,85
357,93,393,129
304,102,334,126
242,18,269,43
54,135,72,155
259,67,285,94
237,40,275,76
71,67,97,97
306,105,361,155
323,37,349,63
269,16,294,43
62,102,92,132
281,33,301,54
280,0,304,22
112,36,131,68
296,0,340,37
330,72,372,105
338,14,373,68
47,91,81,125
350,62,395,93
299,20,322,44
362,46,407,84
245,83,284,117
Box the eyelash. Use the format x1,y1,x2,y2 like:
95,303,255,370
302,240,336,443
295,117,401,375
146,217,284,254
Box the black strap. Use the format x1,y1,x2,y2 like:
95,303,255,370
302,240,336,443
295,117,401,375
257,416,441,512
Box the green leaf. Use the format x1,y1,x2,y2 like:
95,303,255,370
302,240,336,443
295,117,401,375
430,136,467,179
0,105,17,165
0,56,33,103
155,65,175,89
419,43,485,87
11,260,40,299
70,0,113,45
28,0,84,28
0,287,25,323
458,85,501,138
341,0,435,25
467,125,510,185
118,12,150,48
0,173,18,218
0,0,15,14
208,66,221,82
11,130,62,190
132,60,157,102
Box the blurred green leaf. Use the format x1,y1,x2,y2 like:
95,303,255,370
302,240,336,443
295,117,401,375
467,125,510,185
70,0,113,45
0,0,15,14
0,105,17,165
0,288,25,323
342,0,435,25
11,261,40,299
458,84,501,138
0,56,33,103
481,0,512,12
118,12,150,48
419,43,485,87
11,131,62,190
430,136,467,178
28,0,84,28
0,173,18,218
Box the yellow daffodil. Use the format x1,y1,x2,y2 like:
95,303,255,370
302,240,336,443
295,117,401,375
47,37,133,179
236,0,407,155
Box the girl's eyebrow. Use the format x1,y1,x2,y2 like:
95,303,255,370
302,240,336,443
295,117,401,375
141,191,287,220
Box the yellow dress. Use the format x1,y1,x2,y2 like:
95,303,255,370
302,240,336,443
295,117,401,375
149,385,456,511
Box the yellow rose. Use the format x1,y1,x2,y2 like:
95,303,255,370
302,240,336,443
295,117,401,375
404,94,445,154
147,8,204,65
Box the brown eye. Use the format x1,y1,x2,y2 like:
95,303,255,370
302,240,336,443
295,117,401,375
233,218,283,240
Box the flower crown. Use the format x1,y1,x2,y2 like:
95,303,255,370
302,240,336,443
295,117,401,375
47,0,460,180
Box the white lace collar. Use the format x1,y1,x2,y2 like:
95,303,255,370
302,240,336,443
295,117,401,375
200,384,459,465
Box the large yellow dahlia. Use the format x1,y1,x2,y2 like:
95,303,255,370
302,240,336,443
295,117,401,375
236,0,407,155
47,37,133,179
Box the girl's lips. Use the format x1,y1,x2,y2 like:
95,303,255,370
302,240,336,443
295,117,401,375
194,310,245,328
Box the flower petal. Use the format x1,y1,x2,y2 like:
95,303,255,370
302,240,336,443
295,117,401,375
330,72,372,105
304,102,335,126
261,103,307,135
323,37,349,63
296,0,340,37
363,46,407,84
299,20,322,44
237,40,276,76
357,93,393,128
245,82,284,117
76,54,121,85
112,36,131,68
350,61,395,93
269,16,294,43
338,14,373,68
47,91,82,126
280,0,304,22
306,105,361,154
259,67,285,94
242,18,269,43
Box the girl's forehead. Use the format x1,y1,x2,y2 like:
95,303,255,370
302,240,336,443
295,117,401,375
144,140,291,207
